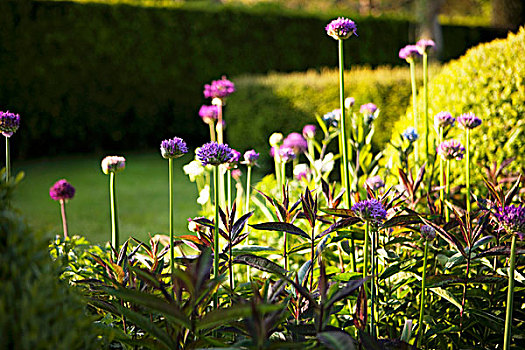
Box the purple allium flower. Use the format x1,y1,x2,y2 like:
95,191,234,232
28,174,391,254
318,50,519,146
345,97,355,109
198,105,219,124
352,199,387,223
160,137,188,159
420,225,436,241
0,110,21,137
434,111,455,129
437,139,465,161
231,169,242,180
402,127,419,143
495,205,525,239
101,156,126,174
365,175,385,191
229,149,241,163
325,17,358,40
243,149,259,166
302,124,317,139
457,112,482,130
278,147,296,163
283,132,308,154
196,141,234,166
322,109,341,128
360,103,378,115
203,76,235,99
416,39,435,54
399,45,421,61
49,179,76,201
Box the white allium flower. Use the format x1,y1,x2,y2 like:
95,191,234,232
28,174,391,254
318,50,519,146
197,185,210,205
183,160,205,181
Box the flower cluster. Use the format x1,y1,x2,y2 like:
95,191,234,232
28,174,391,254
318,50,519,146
198,105,219,124
402,127,419,143
302,125,316,139
437,140,465,161
352,199,387,223
325,17,357,40
434,111,455,129
283,132,307,154
0,110,21,137
416,39,435,54
160,137,188,159
203,76,235,100
243,149,259,167
101,156,126,174
279,147,296,163
360,103,378,123
196,141,234,166
229,149,241,164
399,45,421,61
49,179,76,201
420,225,436,241
322,109,341,128
365,175,385,191
495,205,525,239
457,112,482,130
293,164,310,181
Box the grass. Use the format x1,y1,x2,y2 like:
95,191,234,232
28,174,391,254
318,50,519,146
12,152,199,243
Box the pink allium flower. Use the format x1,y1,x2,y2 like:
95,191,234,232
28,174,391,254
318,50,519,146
399,45,421,61
457,112,482,130
203,76,235,99
49,179,76,201
283,132,307,154
437,140,465,161
325,17,358,40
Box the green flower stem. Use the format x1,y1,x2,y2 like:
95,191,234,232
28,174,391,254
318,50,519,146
409,59,419,163
245,165,252,214
423,52,429,164
310,227,315,292
338,38,357,273
370,227,376,338
308,138,315,169
110,172,119,250
227,169,232,209
417,239,429,347
275,156,281,192
169,158,175,278
284,231,288,271
363,221,370,281
466,128,471,213
209,122,216,142
59,199,69,239
439,128,444,213
504,234,517,350
217,104,226,208
280,161,286,189
445,160,450,223
213,166,220,309
5,136,10,182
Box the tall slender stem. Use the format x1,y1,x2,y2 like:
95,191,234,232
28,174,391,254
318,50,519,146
217,104,225,208
110,172,119,250
439,127,444,213
338,38,357,273
417,240,429,347
274,155,281,192
504,235,517,350
363,221,370,281
227,169,232,209
423,52,429,164
5,136,10,182
245,165,252,214
60,199,69,239
409,60,418,163
209,122,216,142
169,158,175,277
284,231,288,271
280,162,286,188
310,228,315,292
466,128,471,213
370,227,376,337
445,160,450,222
213,166,220,309
308,138,315,170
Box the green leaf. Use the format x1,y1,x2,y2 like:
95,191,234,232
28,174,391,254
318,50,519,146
325,278,367,311
233,254,286,275
197,304,282,331
288,242,310,254
298,260,312,286
317,330,356,350
430,287,462,309
317,217,361,239
425,274,461,288
250,222,310,240
231,245,280,256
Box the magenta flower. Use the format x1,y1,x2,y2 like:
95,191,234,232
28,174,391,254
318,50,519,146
198,105,219,124
231,169,242,180
203,76,235,99
283,132,307,154
399,45,421,61
278,147,296,163
352,199,387,223
243,149,259,166
434,111,455,129
495,205,525,239
101,156,126,174
325,17,357,40
360,103,377,115
229,149,241,163
457,112,482,130
49,179,76,201
437,139,465,161
0,110,20,137
416,39,435,54
302,125,316,139
196,141,234,166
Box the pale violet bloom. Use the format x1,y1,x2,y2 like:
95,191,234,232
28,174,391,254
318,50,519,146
293,163,310,181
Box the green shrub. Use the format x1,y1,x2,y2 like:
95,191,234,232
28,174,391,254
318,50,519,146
0,175,101,349
0,1,506,159
389,27,525,186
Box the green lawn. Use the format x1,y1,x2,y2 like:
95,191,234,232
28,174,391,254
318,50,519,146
12,152,200,243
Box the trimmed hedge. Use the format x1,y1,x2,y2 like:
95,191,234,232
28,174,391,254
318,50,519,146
389,27,525,186
0,0,507,158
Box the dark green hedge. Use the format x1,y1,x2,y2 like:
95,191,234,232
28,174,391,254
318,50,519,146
0,0,507,158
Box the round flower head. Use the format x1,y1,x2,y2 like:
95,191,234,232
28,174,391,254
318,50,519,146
402,127,419,143
269,132,284,147
325,17,357,40
198,105,219,124
345,97,355,109
360,103,377,115
365,175,385,191
203,76,235,99
352,199,387,223
196,141,234,166
283,132,308,154
302,124,316,139
160,137,188,159
434,111,455,129
243,149,259,167
437,139,465,161
183,160,205,181
495,205,525,239
101,156,126,174
229,149,241,164
293,164,310,181
49,179,76,201
322,109,341,128
416,39,435,54
231,168,242,181
457,112,482,130
399,45,421,61
0,110,21,137
279,147,296,163
420,224,436,241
